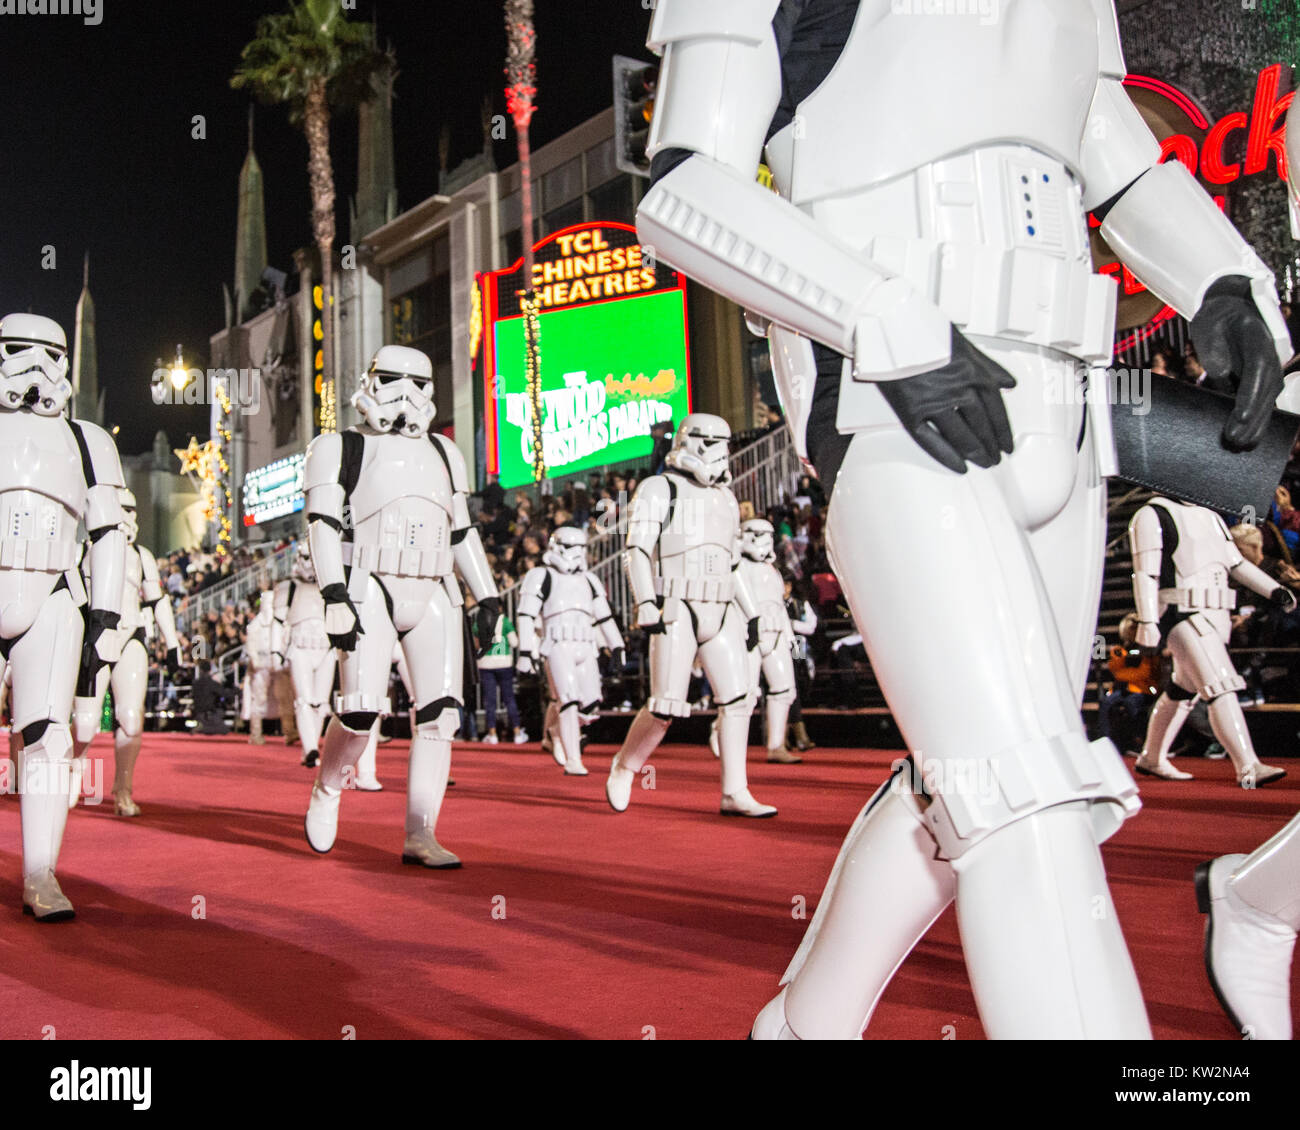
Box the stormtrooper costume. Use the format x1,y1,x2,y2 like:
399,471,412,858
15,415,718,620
273,544,335,769
0,312,126,921
1193,91,1300,1043
243,593,277,745
733,520,801,764
605,414,775,817
303,345,499,869
1129,498,1291,788
71,489,180,816
516,527,625,776
349,640,412,793
638,1,1294,1039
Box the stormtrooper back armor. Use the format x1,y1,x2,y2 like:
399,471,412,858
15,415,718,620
0,312,126,920
517,529,624,775
608,415,776,817
303,344,499,870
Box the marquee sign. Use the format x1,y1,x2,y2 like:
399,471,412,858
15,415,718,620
480,222,692,489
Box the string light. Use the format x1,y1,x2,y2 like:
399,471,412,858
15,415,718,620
519,290,545,482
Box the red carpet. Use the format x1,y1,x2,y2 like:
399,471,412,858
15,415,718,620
0,734,1294,1039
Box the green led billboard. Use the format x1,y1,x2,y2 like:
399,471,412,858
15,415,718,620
483,222,692,489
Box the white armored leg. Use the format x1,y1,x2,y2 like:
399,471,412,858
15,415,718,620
403,729,458,868
547,644,591,775
1134,692,1195,781
762,648,799,764
607,616,693,811
355,727,383,791
955,802,1151,1038
1167,618,1284,787
20,723,77,922
1197,812,1300,1039
542,700,563,765
69,662,111,809
700,608,775,817
110,638,148,816
755,766,955,1039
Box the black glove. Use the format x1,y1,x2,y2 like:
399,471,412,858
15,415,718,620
77,608,120,697
877,326,1016,474
1190,275,1283,451
166,647,182,676
320,583,363,651
474,597,502,660
610,647,626,672
1270,586,1297,613
747,617,760,651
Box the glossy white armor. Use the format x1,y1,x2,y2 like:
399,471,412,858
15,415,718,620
273,562,334,765
736,528,796,758
517,535,623,776
72,488,178,817
639,5,1180,1038
0,313,126,920
1129,499,1289,788
351,344,437,438
607,430,775,817
303,345,498,869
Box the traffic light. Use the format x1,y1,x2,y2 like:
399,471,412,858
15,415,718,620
613,55,659,178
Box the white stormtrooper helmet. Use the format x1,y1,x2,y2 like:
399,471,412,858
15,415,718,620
119,488,139,545
1287,94,1300,237
0,313,72,417
664,413,732,487
543,526,588,574
352,345,436,438
740,518,775,563
292,542,316,583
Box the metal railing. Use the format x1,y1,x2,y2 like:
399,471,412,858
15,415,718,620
176,544,296,637
498,425,802,628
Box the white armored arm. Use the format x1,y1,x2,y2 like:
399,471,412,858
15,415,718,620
140,547,180,653
1220,515,1295,606
1079,6,1289,372
624,477,670,626
79,421,127,620
1128,505,1163,647
436,435,499,604
304,432,347,596
515,567,546,658
590,574,625,653
637,0,952,380
270,579,290,661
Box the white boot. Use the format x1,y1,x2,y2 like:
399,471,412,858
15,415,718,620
606,709,669,812
1134,694,1194,780
354,729,383,791
402,732,459,868
606,753,635,812
20,725,76,922
750,987,800,1040
305,779,342,853
113,730,143,816
1197,831,1298,1040
718,709,775,817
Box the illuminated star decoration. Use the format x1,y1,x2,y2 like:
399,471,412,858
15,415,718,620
174,437,205,476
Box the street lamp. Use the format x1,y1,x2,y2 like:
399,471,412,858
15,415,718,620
169,344,189,392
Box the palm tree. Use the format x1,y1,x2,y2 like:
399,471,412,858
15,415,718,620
232,0,383,433
504,0,544,480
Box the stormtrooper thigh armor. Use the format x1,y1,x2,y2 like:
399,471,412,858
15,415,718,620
766,337,1144,1039
545,642,603,775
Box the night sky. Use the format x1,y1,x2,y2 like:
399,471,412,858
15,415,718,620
0,0,652,455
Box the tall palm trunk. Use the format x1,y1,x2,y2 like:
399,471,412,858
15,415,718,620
304,78,336,430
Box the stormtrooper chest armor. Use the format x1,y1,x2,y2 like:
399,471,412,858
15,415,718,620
0,411,87,572
1155,501,1236,611
540,569,599,646
654,475,737,603
345,432,455,580
765,0,1114,365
